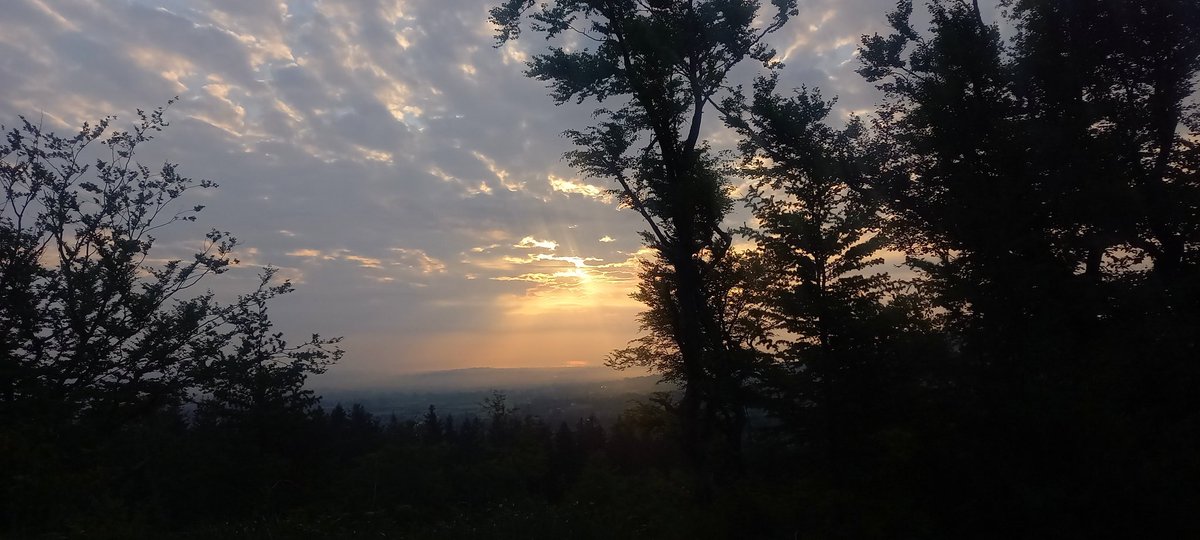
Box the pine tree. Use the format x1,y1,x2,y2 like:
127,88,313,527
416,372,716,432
421,404,442,444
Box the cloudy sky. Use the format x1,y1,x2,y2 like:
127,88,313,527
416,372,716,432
1,0,966,383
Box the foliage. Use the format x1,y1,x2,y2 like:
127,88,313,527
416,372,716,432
0,108,341,533
492,0,799,477
5,0,1200,536
0,108,340,432
856,0,1200,534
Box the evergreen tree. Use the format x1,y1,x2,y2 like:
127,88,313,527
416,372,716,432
443,413,456,443
422,404,442,444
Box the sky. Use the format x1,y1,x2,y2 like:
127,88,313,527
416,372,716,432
0,0,974,383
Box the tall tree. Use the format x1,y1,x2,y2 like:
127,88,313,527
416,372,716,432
858,0,1200,533
1004,0,1200,278
724,75,906,453
491,0,797,477
606,248,773,463
858,0,1200,360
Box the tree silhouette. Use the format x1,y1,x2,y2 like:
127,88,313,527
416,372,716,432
857,0,1200,534
0,108,340,433
422,404,443,443
723,74,911,454
491,0,798,479
0,105,342,535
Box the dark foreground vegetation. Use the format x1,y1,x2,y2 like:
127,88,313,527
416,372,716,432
4,0,1200,537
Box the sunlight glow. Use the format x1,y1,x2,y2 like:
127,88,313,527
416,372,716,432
549,175,611,202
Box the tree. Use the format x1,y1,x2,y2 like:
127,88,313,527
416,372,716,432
421,404,443,443
717,75,961,532
192,269,342,434
482,389,516,444
857,0,1200,533
1004,0,1200,278
606,248,773,461
723,75,904,451
0,106,340,434
491,0,797,477
857,0,1199,357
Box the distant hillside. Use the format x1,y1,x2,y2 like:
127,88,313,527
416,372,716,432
317,365,649,392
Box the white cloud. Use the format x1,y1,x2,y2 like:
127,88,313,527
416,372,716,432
549,175,611,202
514,236,558,250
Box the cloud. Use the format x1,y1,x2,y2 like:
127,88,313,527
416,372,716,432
390,247,447,274
514,236,558,250
343,254,384,269
549,175,611,203
0,0,906,378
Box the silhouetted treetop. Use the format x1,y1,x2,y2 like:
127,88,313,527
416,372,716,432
0,106,340,431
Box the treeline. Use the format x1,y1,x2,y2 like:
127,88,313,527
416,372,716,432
496,0,1200,537
6,389,802,538
3,0,1200,537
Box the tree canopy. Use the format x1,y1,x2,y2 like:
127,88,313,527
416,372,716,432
492,0,800,479
0,107,341,433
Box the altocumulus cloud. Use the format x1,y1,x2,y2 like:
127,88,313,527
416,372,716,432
0,0,927,378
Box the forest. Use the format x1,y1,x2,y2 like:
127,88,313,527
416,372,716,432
2,0,1198,538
